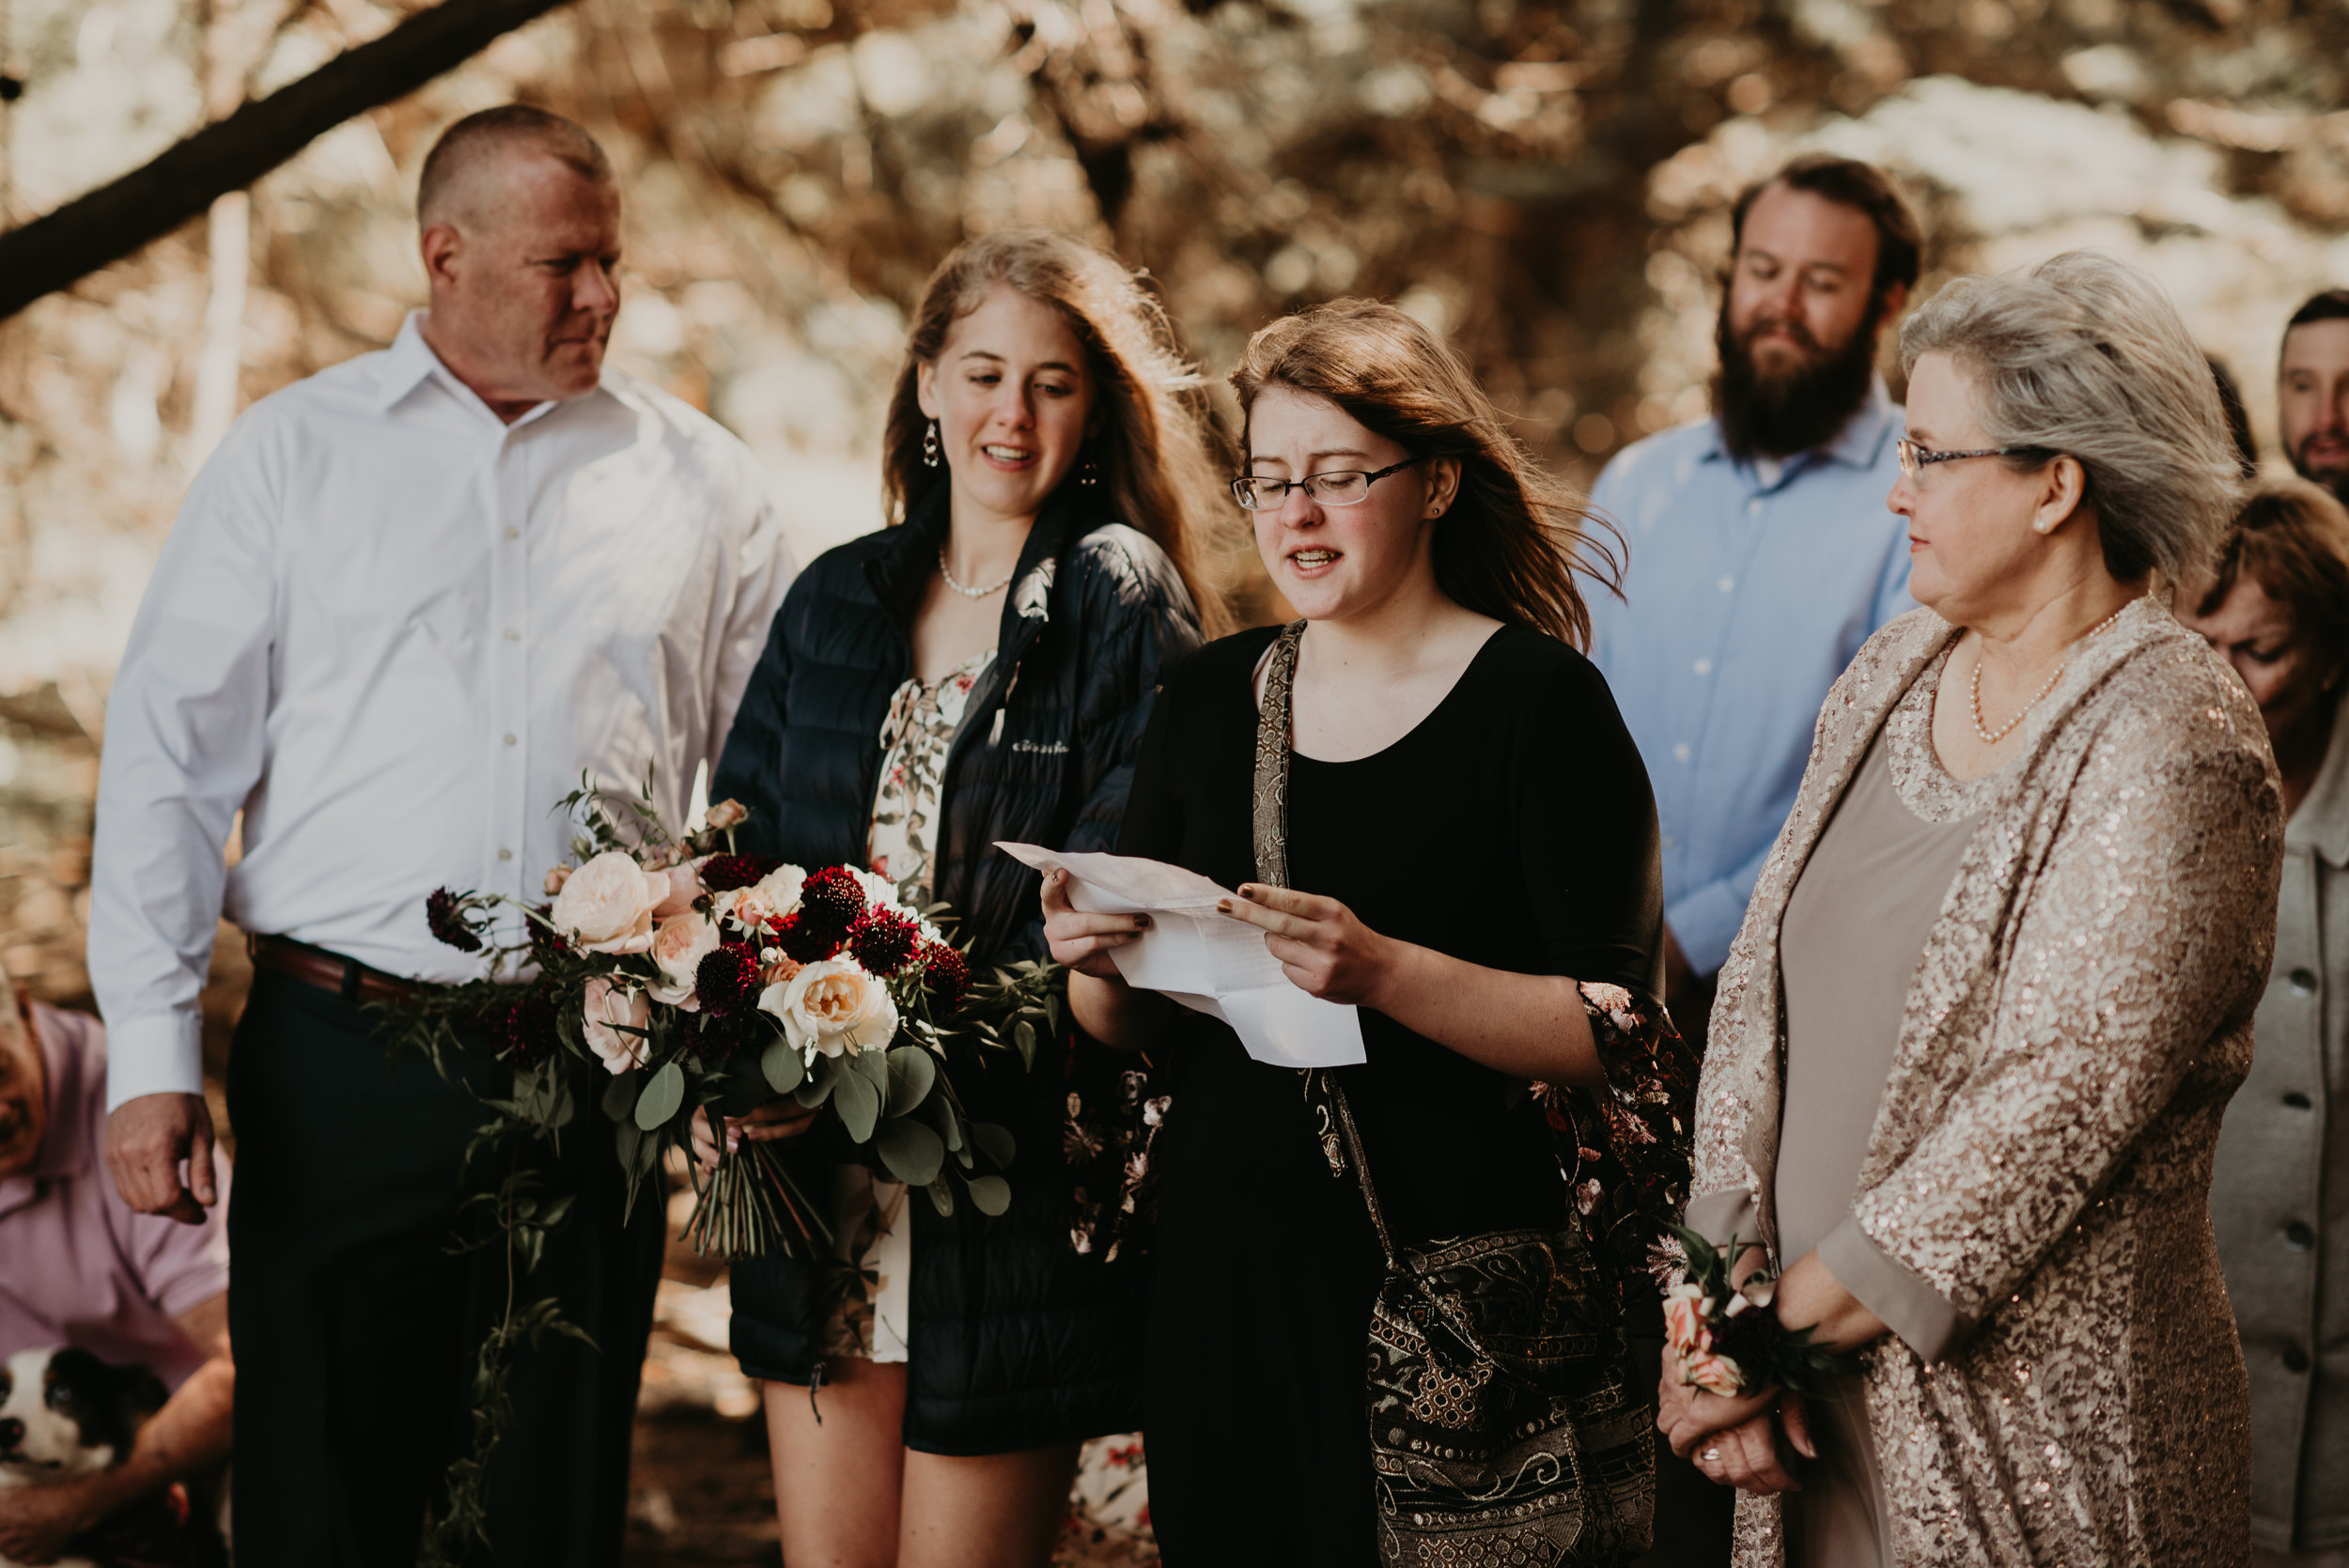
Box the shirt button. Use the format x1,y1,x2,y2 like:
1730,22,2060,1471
2286,1092,2315,1110
505,526,520,539
1746,498,1763,517
2285,1344,2312,1374
498,847,514,862
2285,1221,2316,1250
1660,834,1677,850
1672,743,1692,763
1718,576,1735,593
506,628,521,642
504,734,518,747
1693,658,1713,676
2290,968,2319,996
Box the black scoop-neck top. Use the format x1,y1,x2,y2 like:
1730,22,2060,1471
1118,620,1666,1564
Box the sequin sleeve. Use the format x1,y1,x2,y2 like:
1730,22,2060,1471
1558,980,1699,1301
1846,730,2281,1327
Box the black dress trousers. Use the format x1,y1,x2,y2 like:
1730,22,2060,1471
225,970,661,1568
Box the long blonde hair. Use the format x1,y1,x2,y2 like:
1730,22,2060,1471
1229,300,1621,650
883,230,1234,636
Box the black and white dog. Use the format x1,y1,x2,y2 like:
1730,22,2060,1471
0,1346,219,1568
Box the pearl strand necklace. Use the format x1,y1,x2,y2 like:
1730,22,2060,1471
1968,601,2133,745
938,546,1015,599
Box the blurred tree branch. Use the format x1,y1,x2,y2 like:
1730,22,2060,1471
0,0,578,321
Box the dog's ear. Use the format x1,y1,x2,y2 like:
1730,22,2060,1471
114,1362,169,1424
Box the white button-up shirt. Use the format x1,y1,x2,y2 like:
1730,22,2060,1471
90,314,795,1110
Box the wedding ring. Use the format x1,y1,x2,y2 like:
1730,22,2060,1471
1703,1448,1720,1461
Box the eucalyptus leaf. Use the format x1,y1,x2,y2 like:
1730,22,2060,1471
794,1052,839,1108
551,1086,576,1129
848,1047,891,1097
833,1066,880,1143
1013,1019,1036,1071
926,1176,956,1218
884,1046,937,1116
923,1093,964,1152
761,1039,805,1094
634,1061,686,1131
965,1174,1013,1217
635,1125,664,1175
875,1118,946,1187
969,1120,1017,1170
600,1072,640,1122
614,1120,642,1171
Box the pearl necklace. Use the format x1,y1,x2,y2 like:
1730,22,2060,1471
938,547,1015,599
1968,602,2133,745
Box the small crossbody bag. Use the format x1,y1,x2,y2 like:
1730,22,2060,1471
1251,620,1654,1567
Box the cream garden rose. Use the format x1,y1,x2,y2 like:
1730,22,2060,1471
759,956,899,1060
581,978,651,1074
721,863,805,934
551,850,660,954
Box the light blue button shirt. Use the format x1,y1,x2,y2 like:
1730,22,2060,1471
1585,383,1914,976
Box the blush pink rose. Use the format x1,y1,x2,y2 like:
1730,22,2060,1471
650,861,708,921
582,978,651,1074
648,911,723,1005
1681,1350,1744,1398
1663,1284,1712,1357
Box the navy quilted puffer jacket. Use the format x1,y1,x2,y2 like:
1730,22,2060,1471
711,481,1202,1451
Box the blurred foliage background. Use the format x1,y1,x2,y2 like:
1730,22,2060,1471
1,0,2345,1553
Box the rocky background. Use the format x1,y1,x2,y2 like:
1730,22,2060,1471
3,0,2346,1559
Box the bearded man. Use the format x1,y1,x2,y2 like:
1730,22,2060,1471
1586,155,1921,1566
2279,288,2349,505
89,106,793,1565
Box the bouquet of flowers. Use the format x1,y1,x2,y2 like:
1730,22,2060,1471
1661,1226,1863,1399
395,775,1061,1263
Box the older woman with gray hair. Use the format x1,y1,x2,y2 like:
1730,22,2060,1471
1656,248,2282,1567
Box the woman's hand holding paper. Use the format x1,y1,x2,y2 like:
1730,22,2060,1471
1217,883,1397,1007
1042,867,1153,978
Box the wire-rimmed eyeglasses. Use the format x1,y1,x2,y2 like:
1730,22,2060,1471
1895,437,2054,482
1230,459,1419,511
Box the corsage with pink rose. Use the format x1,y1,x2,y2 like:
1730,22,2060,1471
1662,1225,1866,1400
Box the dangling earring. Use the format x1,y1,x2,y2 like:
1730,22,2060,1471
923,419,941,469
1080,453,1099,489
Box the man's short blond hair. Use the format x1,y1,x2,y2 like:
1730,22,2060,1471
416,104,613,229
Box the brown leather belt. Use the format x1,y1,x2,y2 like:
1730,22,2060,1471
247,933,423,1003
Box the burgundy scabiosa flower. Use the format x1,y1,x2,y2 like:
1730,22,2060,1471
919,941,971,1014
695,941,763,1017
847,906,919,976
697,853,778,893
797,865,866,939
427,888,483,953
775,911,843,965
491,985,563,1064
527,904,572,969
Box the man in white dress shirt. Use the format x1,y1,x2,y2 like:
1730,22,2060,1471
88,106,793,1564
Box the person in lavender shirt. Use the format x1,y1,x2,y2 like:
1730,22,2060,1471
1583,154,1923,1568
0,959,233,1561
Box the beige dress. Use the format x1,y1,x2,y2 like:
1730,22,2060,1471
1690,599,2282,1568
1777,712,1986,1567
820,649,993,1363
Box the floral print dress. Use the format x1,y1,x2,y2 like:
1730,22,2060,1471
819,649,995,1363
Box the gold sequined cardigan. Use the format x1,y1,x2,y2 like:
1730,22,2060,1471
1689,598,2282,1567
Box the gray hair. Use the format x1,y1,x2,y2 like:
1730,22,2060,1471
1900,251,2242,583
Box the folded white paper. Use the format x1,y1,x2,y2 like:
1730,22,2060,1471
996,843,1367,1069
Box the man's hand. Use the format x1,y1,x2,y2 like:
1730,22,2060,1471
104,1093,216,1223
0,1468,115,1563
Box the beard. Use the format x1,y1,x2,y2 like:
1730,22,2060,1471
1711,295,1887,463
2289,434,2349,506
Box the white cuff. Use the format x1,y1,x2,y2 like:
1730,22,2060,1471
102,1011,207,1113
